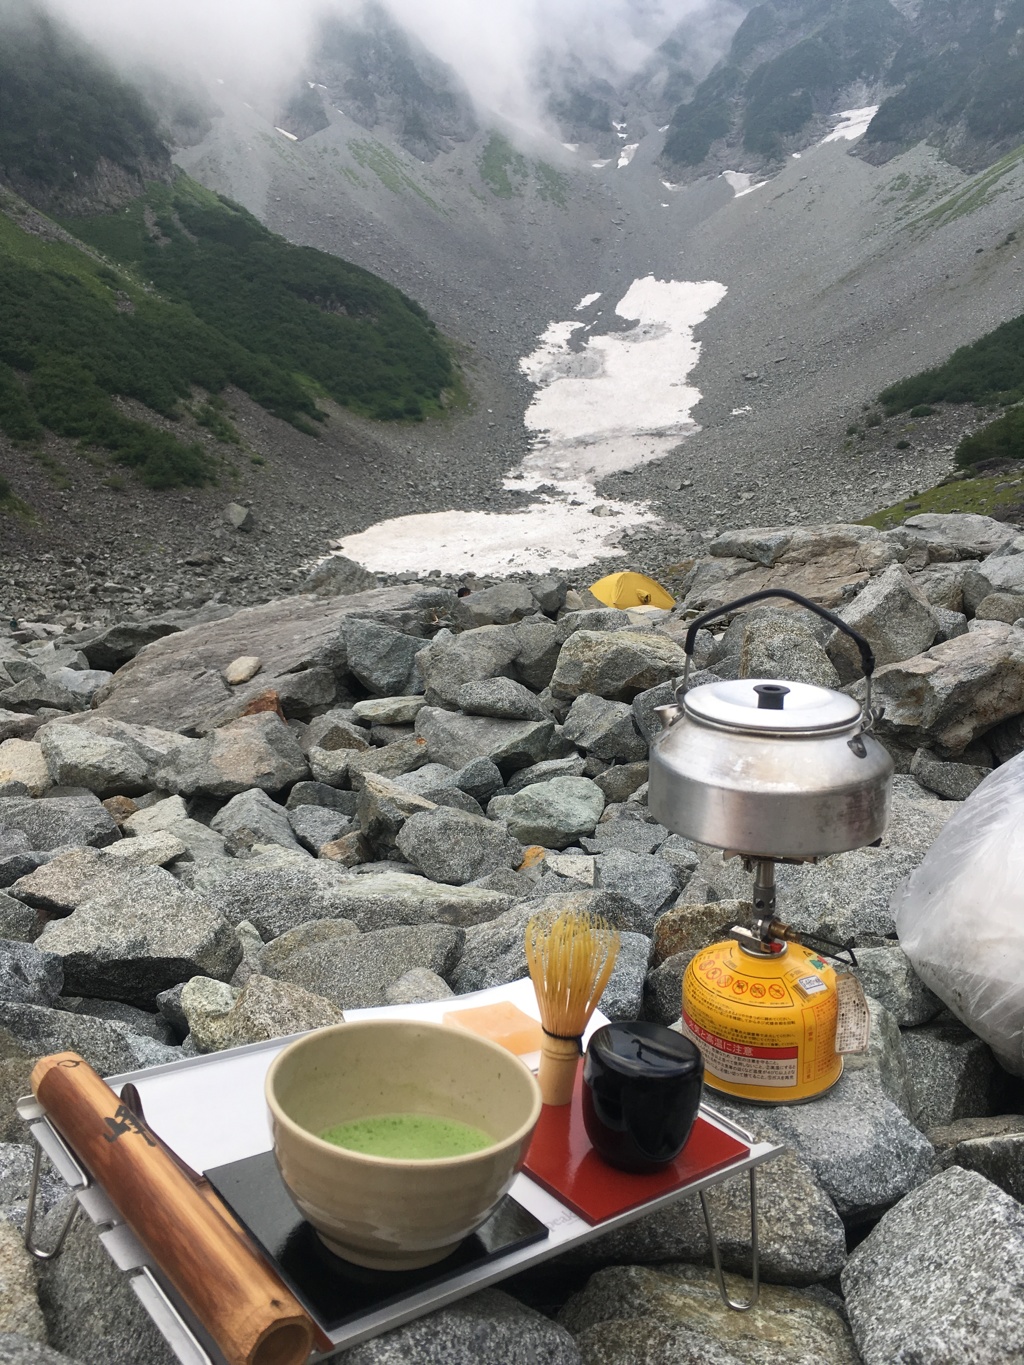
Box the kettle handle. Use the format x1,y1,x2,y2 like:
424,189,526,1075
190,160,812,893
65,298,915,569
682,587,876,677
682,584,884,715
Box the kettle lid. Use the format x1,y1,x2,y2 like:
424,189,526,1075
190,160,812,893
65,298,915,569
684,678,861,734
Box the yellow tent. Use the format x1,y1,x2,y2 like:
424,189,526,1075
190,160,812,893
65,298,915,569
588,571,675,610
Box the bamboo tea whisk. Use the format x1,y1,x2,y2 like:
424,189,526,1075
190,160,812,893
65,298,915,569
525,909,620,1105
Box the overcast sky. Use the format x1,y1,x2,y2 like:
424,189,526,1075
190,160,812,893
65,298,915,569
41,0,735,127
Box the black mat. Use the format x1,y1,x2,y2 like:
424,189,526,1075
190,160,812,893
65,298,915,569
205,1150,549,1334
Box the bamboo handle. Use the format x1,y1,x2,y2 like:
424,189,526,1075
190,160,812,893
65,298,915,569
537,1036,580,1106
32,1053,315,1365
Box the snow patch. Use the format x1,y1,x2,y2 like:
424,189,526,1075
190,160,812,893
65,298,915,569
561,142,579,152
575,292,602,310
731,405,752,416
721,171,767,197
820,106,878,143
661,180,683,192
336,276,726,575
618,143,639,169
591,159,611,168
274,127,298,142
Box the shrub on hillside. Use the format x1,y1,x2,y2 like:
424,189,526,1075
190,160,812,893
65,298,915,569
956,406,1024,467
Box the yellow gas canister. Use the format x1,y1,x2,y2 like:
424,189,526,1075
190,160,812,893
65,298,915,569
680,937,843,1104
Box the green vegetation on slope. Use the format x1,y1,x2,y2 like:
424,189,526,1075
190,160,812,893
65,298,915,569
476,133,569,206
64,178,455,424
0,176,457,487
879,310,1024,468
861,470,1024,528
880,315,1024,413
0,1,167,194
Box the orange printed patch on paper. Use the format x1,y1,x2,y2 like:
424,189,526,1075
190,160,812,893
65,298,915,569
442,1001,544,1057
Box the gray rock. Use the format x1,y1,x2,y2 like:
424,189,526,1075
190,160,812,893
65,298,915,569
643,951,691,1025
841,1166,1024,1365
64,998,176,1045
561,694,647,763
417,625,519,710
357,773,437,853
35,866,241,1006
350,697,425,727
35,1196,177,1365
489,777,605,849
0,1218,46,1341
123,795,226,864
975,590,1024,622
178,975,239,1050
510,616,565,692
393,763,458,797
306,745,352,787
550,630,687,702
0,797,117,852
910,747,992,800
0,713,44,745
827,564,939,683
903,511,1017,558
0,893,39,943
593,850,679,934
599,932,652,1020
304,711,371,754
777,846,923,942
929,1116,1024,1202
0,1336,85,1363
581,820,668,855
0,942,62,1007
852,944,942,1026
415,707,554,775
155,713,309,796
346,735,431,789
592,761,649,803
738,612,841,688
754,1068,935,1221
37,727,148,799
190,855,362,940
560,1263,858,1364
303,554,378,596
0,1002,179,1075
1,670,111,714
210,788,300,853
341,618,426,697
10,848,113,916
567,1144,847,1287
631,679,680,744
504,757,587,794
930,605,969,641
288,805,352,852
396,808,523,885
285,781,358,815
454,583,538,628
901,1019,998,1128
452,757,504,805
335,1288,581,1365
261,922,464,1010
384,967,455,1005
456,677,546,721
530,576,568,615
0,743,50,798
844,995,915,1117
0,1141,67,1232
450,904,536,993
853,623,1024,757
76,618,181,672
653,900,747,965
183,973,344,1052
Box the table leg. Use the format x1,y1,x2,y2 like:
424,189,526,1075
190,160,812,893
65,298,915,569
23,1141,82,1261
699,1167,760,1311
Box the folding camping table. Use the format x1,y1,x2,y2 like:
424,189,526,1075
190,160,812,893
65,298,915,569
19,979,782,1364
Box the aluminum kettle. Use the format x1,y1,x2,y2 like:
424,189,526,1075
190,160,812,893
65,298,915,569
648,588,893,859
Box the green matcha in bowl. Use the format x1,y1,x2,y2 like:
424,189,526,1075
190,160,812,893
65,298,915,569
264,1018,543,1270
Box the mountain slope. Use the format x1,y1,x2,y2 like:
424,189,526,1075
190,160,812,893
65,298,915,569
662,0,1024,176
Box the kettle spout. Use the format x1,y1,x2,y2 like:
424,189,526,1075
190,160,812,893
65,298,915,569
653,703,682,731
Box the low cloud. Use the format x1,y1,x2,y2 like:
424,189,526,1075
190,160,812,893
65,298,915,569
38,0,733,127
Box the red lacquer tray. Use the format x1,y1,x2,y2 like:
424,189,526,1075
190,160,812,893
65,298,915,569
522,1065,748,1224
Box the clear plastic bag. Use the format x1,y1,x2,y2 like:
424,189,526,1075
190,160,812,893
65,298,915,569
893,752,1024,1076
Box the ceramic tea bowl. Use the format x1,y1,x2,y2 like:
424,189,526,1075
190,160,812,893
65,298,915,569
265,1018,542,1270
